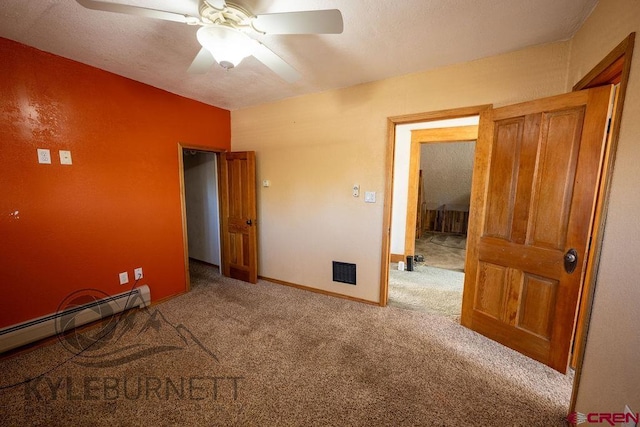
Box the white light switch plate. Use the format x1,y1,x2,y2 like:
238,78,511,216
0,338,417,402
37,149,51,164
119,272,129,285
365,191,376,203
59,150,72,165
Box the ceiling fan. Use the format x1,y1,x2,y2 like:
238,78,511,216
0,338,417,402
75,0,344,82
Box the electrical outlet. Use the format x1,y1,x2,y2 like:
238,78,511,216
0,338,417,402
37,149,51,164
134,267,143,280
119,272,129,285
352,184,360,197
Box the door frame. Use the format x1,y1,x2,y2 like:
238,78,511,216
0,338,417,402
404,125,479,257
379,105,492,307
178,143,226,292
568,32,635,412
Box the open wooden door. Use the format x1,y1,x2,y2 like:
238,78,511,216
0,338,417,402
461,86,613,373
219,151,258,284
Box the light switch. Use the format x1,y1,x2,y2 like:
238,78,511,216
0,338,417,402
365,191,376,203
262,180,271,187
119,272,129,285
59,150,72,165
37,149,51,164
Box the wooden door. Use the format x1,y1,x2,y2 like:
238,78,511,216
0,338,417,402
219,151,258,284
461,86,613,373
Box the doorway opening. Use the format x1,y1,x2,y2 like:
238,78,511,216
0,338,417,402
387,118,478,320
178,145,224,291
178,147,259,290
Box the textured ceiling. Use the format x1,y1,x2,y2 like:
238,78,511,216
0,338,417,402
0,0,598,110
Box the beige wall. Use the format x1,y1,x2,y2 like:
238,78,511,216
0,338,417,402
567,0,640,416
231,41,569,302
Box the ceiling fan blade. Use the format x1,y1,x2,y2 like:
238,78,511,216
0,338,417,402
252,9,343,34
251,42,301,83
75,0,201,24
188,47,216,74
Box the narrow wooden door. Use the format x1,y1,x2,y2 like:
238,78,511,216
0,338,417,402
461,86,613,373
219,151,258,284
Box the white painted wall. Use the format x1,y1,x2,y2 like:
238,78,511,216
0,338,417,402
183,151,221,266
390,117,478,254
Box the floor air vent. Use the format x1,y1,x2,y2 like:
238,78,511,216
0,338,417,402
333,261,356,285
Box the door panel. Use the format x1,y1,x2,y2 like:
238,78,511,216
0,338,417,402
219,152,258,284
484,118,522,239
529,108,584,249
461,86,613,373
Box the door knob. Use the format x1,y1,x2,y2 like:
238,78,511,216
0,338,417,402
564,248,578,274
246,219,252,226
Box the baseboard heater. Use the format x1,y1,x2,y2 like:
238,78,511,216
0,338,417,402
0,285,150,354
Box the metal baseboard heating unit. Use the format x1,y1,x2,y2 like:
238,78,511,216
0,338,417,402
0,285,150,354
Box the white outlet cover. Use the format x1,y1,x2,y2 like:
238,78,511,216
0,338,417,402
59,150,72,165
134,267,143,280
353,184,360,197
37,149,51,164
262,180,270,187
119,272,129,285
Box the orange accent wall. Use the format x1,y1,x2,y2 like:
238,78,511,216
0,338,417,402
0,38,230,328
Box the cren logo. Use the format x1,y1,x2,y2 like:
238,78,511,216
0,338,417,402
566,411,587,425
566,411,640,426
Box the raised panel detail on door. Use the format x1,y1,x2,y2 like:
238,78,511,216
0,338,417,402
518,274,558,339
484,119,523,240
474,262,508,320
529,108,585,250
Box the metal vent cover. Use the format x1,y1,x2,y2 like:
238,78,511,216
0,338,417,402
332,261,356,285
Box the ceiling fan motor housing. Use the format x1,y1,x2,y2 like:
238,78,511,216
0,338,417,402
199,1,252,29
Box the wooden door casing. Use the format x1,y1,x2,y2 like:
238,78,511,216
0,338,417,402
461,86,613,373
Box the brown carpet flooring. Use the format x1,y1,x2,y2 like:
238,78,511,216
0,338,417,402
388,264,463,319
414,232,467,272
388,232,466,318
0,261,573,426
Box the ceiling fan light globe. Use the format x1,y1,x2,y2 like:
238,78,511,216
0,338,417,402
196,26,255,69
